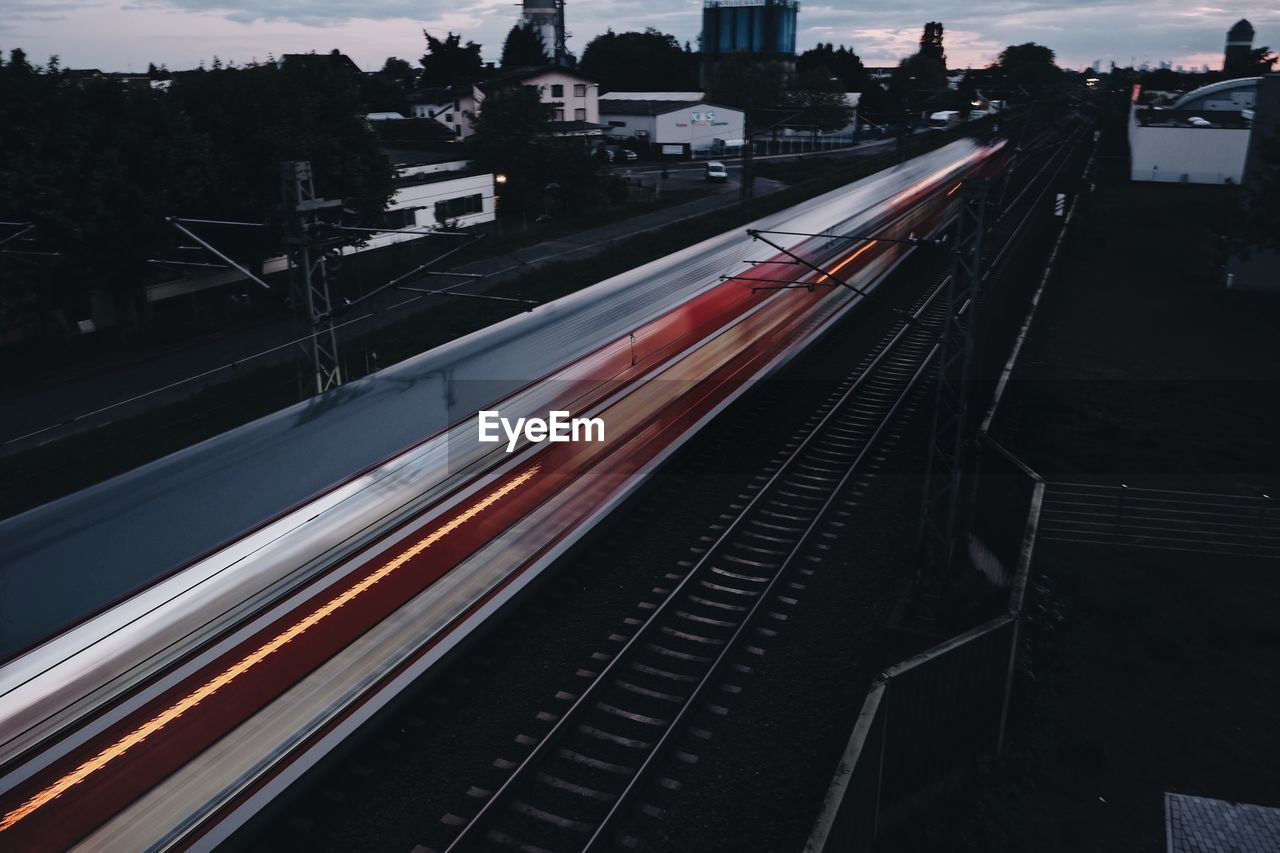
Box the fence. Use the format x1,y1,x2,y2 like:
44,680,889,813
805,119,1098,853
803,438,1042,853
1039,482,1280,559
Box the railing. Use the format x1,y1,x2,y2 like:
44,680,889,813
1039,482,1279,558
805,118,1097,853
803,440,1042,853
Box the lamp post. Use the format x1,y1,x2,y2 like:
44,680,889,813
494,173,507,235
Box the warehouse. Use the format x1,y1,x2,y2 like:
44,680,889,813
599,97,745,156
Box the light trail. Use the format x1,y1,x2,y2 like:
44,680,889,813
0,464,541,834
826,240,879,278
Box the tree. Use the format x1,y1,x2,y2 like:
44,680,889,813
579,29,698,92
796,43,869,92
501,23,549,67
994,42,1061,100
380,56,414,82
468,85,553,215
420,31,483,87
169,60,393,238
785,69,854,138
890,51,948,115
468,85,605,217
919,22,946,65
1244,46,1278,76
0,54,216,329
704,56,789,114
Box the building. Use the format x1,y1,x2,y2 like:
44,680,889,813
700,0,799,82
1225,72,1280,292
143,153,495,309
599,98,745,155
521,0,570,66
1128,77,1261,184
376,157,495,236
1169,75,1261,112
408,86,473,139
418,66,603,141
1224,18,1255,75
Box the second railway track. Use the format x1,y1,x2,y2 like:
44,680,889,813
436,276,953,853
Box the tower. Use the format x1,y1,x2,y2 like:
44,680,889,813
699,0,799,85
521,0,569,66
1223,18,1254,76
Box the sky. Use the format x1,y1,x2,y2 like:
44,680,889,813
3,0,1277,75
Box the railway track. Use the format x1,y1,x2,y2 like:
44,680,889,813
435,276,952,853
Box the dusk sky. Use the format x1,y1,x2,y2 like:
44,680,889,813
4,0,1277,74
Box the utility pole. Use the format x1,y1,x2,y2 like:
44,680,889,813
917,180,988,574
739,97,755,205
281,160,345,396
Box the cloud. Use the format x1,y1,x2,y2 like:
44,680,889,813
4,0,1278,74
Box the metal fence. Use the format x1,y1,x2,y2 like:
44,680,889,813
1040,481,1280,559
804,437,1042,853
804,120,1097,853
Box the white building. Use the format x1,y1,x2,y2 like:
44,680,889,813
1129,77,1260,184
373,159,495,240
599,98,745,155
411,67,603,141
144,158,495,306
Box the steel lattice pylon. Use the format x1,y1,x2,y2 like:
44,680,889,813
281,160,344,396
917,180,988,574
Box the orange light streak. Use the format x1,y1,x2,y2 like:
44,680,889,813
947,181,963,197
0,464,541,834
826,240,878,278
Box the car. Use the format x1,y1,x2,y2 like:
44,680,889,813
603,146,638,163
705,161,729,182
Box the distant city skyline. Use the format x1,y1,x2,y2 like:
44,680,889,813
3,0,1277,74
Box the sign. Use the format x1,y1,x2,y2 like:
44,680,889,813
662,144,684,155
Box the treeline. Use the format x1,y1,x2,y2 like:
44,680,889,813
0,49,392,331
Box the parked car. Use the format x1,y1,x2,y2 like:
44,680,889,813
705,161,729,182
604,146,638,162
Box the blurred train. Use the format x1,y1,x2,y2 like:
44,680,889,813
0,137,1007,849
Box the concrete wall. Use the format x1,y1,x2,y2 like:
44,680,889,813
1129,110,1250,184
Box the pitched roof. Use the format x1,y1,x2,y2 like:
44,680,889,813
478,65,596,92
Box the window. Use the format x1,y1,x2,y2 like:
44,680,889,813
574,108,586,121
454,124,461,136
454,99,460,111
378,207,419,230
553,108,565,122
550,83,564,98
434,194,483,223
444,113,453,123
573,83,586,98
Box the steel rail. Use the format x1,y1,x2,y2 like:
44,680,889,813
444,273,953,853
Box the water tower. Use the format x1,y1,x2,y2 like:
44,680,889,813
1223,18,1254,76
522,0,569,66
700,0,799,81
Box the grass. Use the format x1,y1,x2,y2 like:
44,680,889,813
884,542,1280,852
